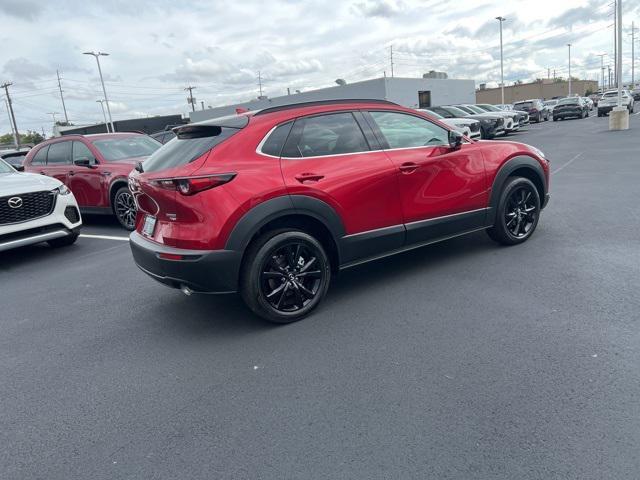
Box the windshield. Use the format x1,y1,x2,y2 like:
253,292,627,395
91,136,161,161
480,104,501,112
0,158,16,174
423,109,443,119
442,106,470,117
544,100,557,106
557,98,579,105
465,105,486,114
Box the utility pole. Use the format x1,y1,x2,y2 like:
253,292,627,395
631,21,638,87
258,71,263,97
96,100,109,132
83,51,115,132
390,45,394,78
184,85,196,112
597,54,607,92
46,112,59,125
200,101,205,111
567,44,572,96
608,65,612,88
616,0,622,106
496,17,506,105
56,70,69,124
547,67,550,79
613,0,617,87
1,82,19,148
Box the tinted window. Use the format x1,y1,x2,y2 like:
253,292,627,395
442,106,470,117
91,136,160,161
72,141,96,164
142,127,239,173
515,102,533,109
2,153,27,167
370,111,449,149
283,113,369,158
261,122,293,157
558,98,579,105
31,145,49,165
47,141,72,165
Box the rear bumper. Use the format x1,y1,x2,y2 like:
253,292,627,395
598,106,615,114
129,231,242,294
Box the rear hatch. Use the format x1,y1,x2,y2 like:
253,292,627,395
130,116,248,246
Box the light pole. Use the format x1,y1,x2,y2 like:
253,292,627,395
496,16,506,105
615,0,622,107
83,51,115,132
567,44,572,96
96,100,110,132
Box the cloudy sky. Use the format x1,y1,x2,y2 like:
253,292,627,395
1,0,639,133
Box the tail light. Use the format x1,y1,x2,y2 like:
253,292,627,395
150,173,236,196
530,108,538,113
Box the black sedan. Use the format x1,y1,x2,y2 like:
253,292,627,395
553,97,589,121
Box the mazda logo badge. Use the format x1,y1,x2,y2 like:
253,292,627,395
8,197,23,209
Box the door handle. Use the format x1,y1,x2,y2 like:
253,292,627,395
39,171,47,175
399,162,418,174
295,173,325,183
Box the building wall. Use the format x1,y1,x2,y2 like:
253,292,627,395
476,80,599,104
56,114,185,136
189,77,476,123
383,78,475,108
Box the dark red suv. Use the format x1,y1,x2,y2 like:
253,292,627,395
24,133,161,229
129,100,550,323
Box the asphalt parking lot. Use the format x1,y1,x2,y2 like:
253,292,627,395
2,111,639,479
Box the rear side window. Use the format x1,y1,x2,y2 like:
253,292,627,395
31,145,49,165
47,141,72,165
260,122,293,157
282,112,369,158
142,127,240,173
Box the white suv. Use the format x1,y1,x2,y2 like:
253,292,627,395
597,89,635,116
0,158,82,252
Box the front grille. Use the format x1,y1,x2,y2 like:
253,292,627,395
470,122,480,132
0,190,55,225
64,206,80,224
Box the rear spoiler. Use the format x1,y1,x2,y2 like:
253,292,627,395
173,114,250,139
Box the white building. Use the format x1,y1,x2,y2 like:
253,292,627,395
189,76,475,122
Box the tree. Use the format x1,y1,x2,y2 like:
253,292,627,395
0,130,45,146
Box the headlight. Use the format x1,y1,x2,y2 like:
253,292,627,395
530,146,547,160
54,184,71,195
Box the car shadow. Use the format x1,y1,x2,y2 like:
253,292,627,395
148,231,499,336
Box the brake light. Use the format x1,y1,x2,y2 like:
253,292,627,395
530,108,538,113
150,173,236,196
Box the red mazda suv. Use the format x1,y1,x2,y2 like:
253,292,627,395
24,133,161,229
129,100,550,323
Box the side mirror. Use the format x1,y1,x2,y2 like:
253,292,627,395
73,157,95,168
448,130,464,149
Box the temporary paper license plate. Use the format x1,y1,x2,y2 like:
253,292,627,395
142,215,156,237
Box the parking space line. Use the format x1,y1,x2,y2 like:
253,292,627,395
79,234,129,242
552,152,583,175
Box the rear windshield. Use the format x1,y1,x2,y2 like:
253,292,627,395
515,102,533,109
141,127,240,173
557,98,579,105
92,136,161,161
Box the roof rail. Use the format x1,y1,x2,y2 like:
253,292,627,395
253,99,398,116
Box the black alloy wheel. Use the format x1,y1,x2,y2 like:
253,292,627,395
113,186,137,230
487,176,541,245
241,230,331,323
504,186,538,239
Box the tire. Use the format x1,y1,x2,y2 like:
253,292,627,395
240,229,331,323
113,186,136,231
486,177,541,246
48,233,79,248
553,117,557,121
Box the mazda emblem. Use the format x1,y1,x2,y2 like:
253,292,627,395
7,197,23,209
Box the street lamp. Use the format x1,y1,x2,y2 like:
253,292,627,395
96,100,110,133
496,16,506,105
83,51,115,132
567,44,572,96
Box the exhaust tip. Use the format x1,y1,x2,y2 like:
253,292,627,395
180,284,193,296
